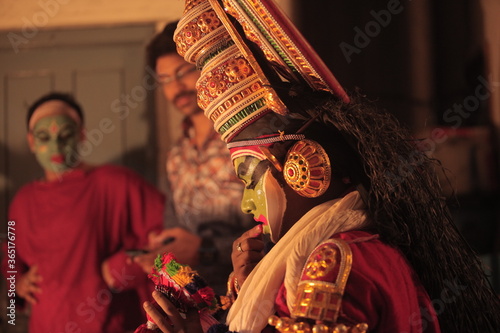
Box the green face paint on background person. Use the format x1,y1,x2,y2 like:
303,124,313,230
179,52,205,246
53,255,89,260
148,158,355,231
31,115,80,174
234,156,287,243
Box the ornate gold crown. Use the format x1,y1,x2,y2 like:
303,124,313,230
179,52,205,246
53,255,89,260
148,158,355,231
174,0,349,144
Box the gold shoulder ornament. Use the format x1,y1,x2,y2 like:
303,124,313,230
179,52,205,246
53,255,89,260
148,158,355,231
268,238,368,333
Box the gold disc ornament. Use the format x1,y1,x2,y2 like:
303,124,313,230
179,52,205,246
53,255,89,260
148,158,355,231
283,140,331,198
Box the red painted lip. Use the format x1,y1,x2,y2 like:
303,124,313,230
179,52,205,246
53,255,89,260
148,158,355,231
51,154,64,163
255,214,268,225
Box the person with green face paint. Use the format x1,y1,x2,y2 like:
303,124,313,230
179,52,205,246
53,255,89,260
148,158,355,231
234,156,286,243
137,1,500,332
3,92,166,333
27,101,83,178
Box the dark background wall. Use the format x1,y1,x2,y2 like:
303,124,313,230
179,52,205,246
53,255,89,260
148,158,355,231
296,0,499,289
297,0,488,128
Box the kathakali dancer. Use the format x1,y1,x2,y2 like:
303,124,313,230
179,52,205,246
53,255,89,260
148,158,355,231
139,0,500,332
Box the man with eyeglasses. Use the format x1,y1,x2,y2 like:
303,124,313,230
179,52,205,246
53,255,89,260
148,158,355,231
133,21,254,298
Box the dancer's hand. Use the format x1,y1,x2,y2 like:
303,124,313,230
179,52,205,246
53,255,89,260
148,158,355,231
143,291,204,333
231,224,266,286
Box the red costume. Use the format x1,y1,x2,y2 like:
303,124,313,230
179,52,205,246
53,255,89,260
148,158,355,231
5,165,164,333
274,231,440,332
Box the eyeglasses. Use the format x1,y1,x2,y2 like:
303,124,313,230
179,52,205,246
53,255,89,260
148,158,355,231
157,65,198,85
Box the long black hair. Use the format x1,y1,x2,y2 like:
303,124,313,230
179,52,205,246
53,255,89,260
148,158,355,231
304,91,500,332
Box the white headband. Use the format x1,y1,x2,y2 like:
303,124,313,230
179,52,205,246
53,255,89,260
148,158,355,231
29,100,82,130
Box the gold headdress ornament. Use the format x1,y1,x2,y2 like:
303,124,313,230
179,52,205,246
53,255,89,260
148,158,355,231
175,0,347,199
174,0,349,143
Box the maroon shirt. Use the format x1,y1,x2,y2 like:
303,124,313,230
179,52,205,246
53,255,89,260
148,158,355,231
5,165,164,333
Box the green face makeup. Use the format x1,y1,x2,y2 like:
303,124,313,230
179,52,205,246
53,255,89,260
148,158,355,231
235,156,286,242
31,115,80,173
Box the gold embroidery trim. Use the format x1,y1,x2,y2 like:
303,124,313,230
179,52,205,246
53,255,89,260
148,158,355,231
291,239,352,323
270,238,367,332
